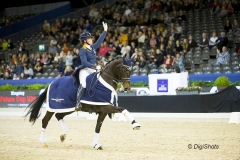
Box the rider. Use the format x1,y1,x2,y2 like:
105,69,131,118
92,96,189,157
73,21,108,111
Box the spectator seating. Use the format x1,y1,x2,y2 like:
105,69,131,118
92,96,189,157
1,0,240,80
0,14,36,28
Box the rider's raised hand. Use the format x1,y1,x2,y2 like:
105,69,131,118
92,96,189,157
102,21,108,32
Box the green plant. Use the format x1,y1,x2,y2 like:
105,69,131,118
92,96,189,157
130,82,148,87
189,81,203,87
117,82,148,89
0,83,49,90
176,86,202,91
0,84,14,90
231,81,240,86
27,84,45,89
189,80,214,87
213,76,231,87
203,81,214,87
0,79,239,91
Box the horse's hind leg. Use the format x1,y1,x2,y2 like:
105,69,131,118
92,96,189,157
55,111,74,142
41,111,54,147
92,112,107,150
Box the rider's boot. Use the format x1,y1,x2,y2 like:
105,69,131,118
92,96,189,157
75,85,86,111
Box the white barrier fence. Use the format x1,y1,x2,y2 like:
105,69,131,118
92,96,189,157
0,109,239,124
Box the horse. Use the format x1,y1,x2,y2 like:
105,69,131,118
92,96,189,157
24,57,141,150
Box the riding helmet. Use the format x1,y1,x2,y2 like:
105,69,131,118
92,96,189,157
79,32,92,40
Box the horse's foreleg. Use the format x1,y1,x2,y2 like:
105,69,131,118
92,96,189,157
41,111,54,146
92,112,107,150
55,111,74,142
121,109,141,130
101,106,141,130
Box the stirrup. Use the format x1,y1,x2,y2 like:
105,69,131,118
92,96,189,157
75,102,82,111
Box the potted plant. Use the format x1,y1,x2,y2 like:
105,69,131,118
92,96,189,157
213,76,231,92
175,86,202,95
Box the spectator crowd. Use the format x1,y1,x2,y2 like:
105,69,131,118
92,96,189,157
1,0,240,80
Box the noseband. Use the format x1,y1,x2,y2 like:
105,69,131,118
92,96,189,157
101,65,130,84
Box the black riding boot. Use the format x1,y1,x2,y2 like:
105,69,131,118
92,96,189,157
75,85,86,111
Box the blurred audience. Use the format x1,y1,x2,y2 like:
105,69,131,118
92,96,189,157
2,0,240,80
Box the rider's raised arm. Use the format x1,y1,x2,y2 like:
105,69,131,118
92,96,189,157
92,21,108,49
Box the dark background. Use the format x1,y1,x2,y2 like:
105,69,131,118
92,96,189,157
0,0,104,12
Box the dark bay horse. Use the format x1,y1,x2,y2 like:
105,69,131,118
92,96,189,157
25,57,141,150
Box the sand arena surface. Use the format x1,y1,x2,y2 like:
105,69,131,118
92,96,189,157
0,108,240,160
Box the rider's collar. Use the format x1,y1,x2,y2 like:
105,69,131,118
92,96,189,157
85,44,91,49
83,44,92,50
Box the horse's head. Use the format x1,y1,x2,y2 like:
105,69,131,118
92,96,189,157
117,64,131,91
102,57,131,91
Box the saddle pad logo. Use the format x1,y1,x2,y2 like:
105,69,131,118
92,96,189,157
51,98,64,103
157,79,168,92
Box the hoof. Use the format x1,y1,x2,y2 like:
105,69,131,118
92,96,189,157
133,126,141,130
94,144,103,150
98,146,103,150
43,142,48,148
132,123,141,130
60,134,66,142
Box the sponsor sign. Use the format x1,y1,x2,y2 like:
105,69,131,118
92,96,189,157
0,90,41,107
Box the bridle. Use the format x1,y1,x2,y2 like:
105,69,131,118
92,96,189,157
101,64,130,84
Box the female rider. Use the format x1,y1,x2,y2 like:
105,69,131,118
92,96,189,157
72,21,108,110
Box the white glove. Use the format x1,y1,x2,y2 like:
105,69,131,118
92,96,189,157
96,65,101,70
102,21,108,31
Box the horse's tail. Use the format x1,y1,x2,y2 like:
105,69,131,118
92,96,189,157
24,86,48,125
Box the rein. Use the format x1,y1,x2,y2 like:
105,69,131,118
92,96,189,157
101,71,118,84
87,72,100,97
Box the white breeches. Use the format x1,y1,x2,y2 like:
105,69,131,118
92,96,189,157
79,68,96,88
